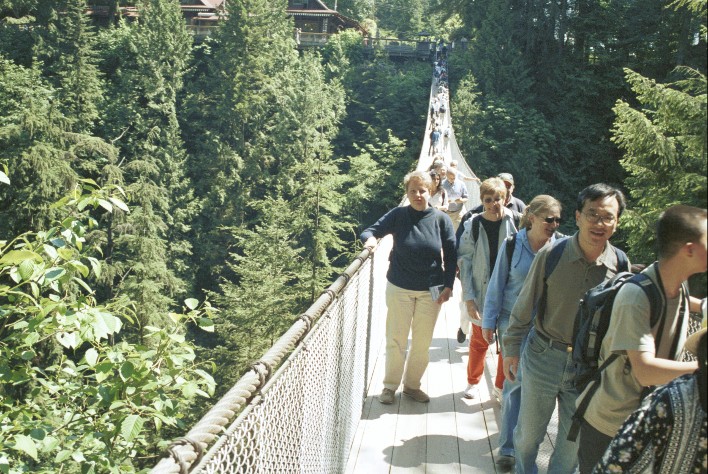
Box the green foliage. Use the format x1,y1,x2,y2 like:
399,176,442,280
181,0,300,291
33,0,104,133
95,0,195,326
0,181,216,472
614,67,707,264
0,59,78,237
376,0,426,37
450,74,555,204
335,0,375,22
207,198,307,393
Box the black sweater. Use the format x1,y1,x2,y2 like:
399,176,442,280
360,206,457,291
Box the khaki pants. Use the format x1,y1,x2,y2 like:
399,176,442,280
446,207,464,232
383,282,442,391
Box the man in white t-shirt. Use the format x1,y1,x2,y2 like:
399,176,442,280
576,204,706,473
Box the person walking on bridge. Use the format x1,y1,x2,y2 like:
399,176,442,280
503,183,629,473
429,127,442,156
458,177,518,401
482,195,563,472
442,169,468,232
361,170,456,405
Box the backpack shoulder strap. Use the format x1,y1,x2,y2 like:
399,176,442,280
628,273,664,328
537,237,569,324
568,351,620,441
506,234,517,272
614,247,630,273
545,237,569,279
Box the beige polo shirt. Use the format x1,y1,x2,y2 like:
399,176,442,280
581,263,688,436
503,233,625,358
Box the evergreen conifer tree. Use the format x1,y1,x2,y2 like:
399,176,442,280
97,0,194,329
33,0,104,134
182,0,299,290
0,60,78,237
613,67,707,263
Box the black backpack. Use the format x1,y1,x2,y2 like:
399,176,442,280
566,271,687,442
571,272,662,394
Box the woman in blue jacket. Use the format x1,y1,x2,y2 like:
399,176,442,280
482,194,563,472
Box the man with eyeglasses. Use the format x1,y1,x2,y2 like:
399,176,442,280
502,183,628,473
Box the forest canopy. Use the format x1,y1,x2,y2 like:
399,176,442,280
0,0,705,471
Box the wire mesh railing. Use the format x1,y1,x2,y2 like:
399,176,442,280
150,238,392,474
151,55,484,474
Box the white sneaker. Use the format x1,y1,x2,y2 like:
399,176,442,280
494,386,503,402
463,384,475,399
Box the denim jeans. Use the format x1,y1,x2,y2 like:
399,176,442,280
513,328,579,473
497,312,521,458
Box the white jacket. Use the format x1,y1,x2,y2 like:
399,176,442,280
457,208,517,325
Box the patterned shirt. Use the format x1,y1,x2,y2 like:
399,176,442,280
594,373,707,473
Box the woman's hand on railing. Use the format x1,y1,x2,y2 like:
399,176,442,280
363,237,378,250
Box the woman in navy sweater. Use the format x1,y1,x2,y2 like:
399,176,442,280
361,170,457,404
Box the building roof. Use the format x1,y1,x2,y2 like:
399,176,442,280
287,1,367,34
181,0,225,8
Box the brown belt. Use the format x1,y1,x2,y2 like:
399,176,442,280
536,331,573,353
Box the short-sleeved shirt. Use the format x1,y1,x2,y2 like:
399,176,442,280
442,179,468,213
582,263,689,437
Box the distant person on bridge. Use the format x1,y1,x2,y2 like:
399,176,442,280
457,177,518,401
481,195,563,472
429,127,442,156
429,170,448,212
442,169,468,231
498,173,527,214
361,170,457,405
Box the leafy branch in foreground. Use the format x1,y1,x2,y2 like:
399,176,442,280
0,181,217,473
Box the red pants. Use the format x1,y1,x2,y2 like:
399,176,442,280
467,324,505,389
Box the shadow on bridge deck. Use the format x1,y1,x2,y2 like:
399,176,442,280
344,73,559,474
344,274,560,474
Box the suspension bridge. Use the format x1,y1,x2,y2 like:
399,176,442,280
150,63,611,474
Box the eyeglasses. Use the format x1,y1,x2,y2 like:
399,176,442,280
582,211,617,225
542,217,562,224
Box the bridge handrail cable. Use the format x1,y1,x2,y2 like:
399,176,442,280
151,58,482,474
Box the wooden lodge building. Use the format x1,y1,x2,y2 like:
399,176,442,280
88,1,367,45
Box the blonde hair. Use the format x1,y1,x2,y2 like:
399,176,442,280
519,195,562,230
404,170,433,192
479,177,507,200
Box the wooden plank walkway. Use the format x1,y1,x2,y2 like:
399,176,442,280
345,275,559,474
345,76,560,474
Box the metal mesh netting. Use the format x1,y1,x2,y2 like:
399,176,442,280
184,242,388,474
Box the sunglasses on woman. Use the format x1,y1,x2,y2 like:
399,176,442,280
543,217,562,224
